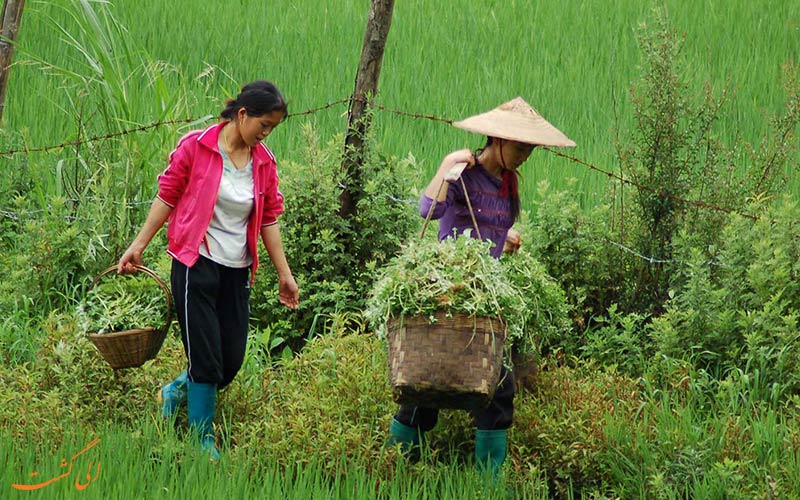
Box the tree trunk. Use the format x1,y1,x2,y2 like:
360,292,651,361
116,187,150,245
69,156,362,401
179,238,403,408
339,0,395,219
0,0,26,126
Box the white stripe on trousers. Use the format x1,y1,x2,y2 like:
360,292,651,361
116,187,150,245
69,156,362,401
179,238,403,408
184,265,193,381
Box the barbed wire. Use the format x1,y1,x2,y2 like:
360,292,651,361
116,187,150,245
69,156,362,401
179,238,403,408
0,96,766,224
286,97,352,118
0,117,200,156
603,238,672,264
542,147,759,221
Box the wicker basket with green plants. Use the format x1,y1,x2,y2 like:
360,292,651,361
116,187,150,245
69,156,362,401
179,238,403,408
77,265,171,369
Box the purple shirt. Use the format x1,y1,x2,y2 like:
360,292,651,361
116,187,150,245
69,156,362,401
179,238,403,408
419,164,514,259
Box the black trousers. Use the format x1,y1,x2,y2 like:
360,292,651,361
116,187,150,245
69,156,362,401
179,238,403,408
394,362,515,432
171,256,250,389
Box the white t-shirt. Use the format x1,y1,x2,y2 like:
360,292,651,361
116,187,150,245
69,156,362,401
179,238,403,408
198,139,255,268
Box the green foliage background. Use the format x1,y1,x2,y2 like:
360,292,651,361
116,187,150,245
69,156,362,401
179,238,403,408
4,0,798,202
0,1,799,498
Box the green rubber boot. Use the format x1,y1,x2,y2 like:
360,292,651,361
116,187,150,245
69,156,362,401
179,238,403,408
475,429,507,477
187,381,220,461
387,418,420,453
158,371,188,418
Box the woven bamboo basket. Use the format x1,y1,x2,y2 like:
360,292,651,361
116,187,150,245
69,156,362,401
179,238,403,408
386,311,506,410
85,265,172,370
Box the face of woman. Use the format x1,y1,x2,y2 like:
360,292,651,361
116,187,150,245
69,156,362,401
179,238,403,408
500,140,536,170
237,109,285,146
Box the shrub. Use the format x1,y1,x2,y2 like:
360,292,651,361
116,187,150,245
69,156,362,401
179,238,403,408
613,11,798,317
0,195,99,315
527,180,620,334
651,198,800,395
249,125,419,347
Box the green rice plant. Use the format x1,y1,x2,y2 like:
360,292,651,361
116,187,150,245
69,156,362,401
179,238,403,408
0,309,39,365
598,359,800,499
5,0,213,257
7,0,797,209
0,420,550,499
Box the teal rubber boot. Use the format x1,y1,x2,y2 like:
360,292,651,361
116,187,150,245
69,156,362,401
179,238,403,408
387,418,420,453
159,371,188,418
187,381,220,461
475,429,507,477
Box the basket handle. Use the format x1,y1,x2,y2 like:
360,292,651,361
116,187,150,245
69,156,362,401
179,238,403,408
89,265,173,334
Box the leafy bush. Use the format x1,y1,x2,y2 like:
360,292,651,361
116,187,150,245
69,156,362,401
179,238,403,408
527,180,620,333
613,11,798,317
249,125,419,347
0,195,99,315
525,12,799,389
651,198,800,395
580,304,650,376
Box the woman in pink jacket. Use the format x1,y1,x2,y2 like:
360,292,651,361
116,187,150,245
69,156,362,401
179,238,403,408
118,80,299,460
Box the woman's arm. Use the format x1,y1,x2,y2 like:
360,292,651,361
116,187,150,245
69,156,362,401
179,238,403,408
260,223,299,309
117,197,173,274
423,148,475,202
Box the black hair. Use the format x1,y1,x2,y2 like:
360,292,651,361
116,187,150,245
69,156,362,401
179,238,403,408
220,80,288,120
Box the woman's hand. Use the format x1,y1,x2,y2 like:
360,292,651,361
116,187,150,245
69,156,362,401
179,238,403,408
278,274,299,309
503,228,521,254
117,244,144,274
424,149,476,201
444,148,475,167
117,197,172,274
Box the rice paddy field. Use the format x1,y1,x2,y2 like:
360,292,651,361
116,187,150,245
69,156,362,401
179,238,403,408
2,1,800,498
5,0,799,206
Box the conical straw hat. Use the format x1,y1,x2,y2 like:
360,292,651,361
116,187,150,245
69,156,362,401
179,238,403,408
453,97,576,147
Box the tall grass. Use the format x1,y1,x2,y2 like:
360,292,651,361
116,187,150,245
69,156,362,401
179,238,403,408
4,0,798,209
2,322,799,498
0,422,549,499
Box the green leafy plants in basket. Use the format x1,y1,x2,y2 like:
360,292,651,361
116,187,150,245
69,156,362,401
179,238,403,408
77,273,167,335
366,231,572,355
366,233,527,345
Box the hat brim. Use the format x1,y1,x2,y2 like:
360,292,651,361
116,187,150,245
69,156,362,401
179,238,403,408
453,101,576,148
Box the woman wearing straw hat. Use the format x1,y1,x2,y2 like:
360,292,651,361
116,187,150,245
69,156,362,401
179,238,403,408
118,80,299,460
387,97,575,476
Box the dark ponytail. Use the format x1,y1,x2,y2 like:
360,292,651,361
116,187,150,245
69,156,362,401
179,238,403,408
477,137,520,221
220,80,288,120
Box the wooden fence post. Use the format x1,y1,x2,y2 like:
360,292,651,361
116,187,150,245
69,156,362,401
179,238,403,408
339,0,395,219
0,0,26,126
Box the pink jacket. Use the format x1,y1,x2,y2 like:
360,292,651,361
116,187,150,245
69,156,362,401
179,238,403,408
157,122,284,281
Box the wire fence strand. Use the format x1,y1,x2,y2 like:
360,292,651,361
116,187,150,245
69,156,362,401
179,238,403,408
0,96,766,224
